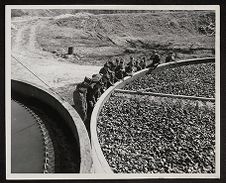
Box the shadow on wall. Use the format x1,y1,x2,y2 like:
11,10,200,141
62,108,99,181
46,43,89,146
11,79,93,173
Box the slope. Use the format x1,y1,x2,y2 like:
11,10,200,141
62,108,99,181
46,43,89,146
34,10,215,66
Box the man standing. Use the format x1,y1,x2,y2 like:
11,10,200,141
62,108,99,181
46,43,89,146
125,56,135,76
135,59,142,71
85,79,97,128
140,57,147,69
107,60,117,83
99,62,110,76
99,62,115,86
73,77,91,122
165,51,175,63
85,74,104,131
108,59,117,72
115,58,120,68
102,73,114,89
91,74,104,101
115,60,126,80
147,50,161,69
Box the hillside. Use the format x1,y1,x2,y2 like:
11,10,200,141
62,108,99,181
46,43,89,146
11,9,167,17
33,10,215,65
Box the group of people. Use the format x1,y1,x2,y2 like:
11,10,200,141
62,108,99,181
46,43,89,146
73,50,175,129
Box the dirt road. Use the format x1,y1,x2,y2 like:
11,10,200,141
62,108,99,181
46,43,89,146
11,17,101,90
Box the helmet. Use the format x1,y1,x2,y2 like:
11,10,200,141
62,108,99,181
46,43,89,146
92,74,102,82
84,76,91,83
104,62,109,68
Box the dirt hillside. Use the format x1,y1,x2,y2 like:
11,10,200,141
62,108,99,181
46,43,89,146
11,10,215,104
33,10,215,65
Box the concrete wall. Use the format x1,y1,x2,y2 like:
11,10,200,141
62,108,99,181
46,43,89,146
11,79,92,173
90,57,215,173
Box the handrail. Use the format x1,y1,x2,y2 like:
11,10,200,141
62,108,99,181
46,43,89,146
90,57,215,173
114,89,215,102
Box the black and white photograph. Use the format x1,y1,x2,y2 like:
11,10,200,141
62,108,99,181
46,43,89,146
5,5,220,179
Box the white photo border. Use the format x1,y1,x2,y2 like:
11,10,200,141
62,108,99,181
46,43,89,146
5,4,220,180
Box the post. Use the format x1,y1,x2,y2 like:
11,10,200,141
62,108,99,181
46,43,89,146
68,47,74,55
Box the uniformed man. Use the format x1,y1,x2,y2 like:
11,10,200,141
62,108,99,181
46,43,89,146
85,80,96,128
73,77,91,122
108,60,117,72
99,62,112,75
102,73,114,89
94,80,105,100
135,59,142,71
127,56,135,67
115,60,126,80
125,56,135,76
107,60,117,83
140,57,147,69
91,74,104,101
147,50,161,69
115,58,120,67
165,51,175,63
99,62,115,85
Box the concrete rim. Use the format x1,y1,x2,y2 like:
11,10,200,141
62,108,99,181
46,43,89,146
90,57,215,173
11,79,93,173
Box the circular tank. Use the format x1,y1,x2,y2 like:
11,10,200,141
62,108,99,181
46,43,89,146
90,57,215,173
11,79,92,173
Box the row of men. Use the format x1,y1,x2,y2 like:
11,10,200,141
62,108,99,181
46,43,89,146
100,51,175,85
73,50,175,128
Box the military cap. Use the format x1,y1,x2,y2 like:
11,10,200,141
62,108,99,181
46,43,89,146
92,74,102,82
84,76,91,83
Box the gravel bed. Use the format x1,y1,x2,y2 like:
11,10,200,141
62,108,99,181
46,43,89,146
97,93,215,173
123,62,215,98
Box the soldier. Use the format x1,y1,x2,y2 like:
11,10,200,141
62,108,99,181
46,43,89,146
165,51,175,63
135,59,142,71
115,58,120,67
91,74,104,101
120,57,125,64
73,77,91,122
102,73,114,89
147,50,161,69
99,62,115,85
140,57,147,69
112,58,120,82
85,80,96,128
108,59,117,72
107,60,117,83
94,80,105,100
127,56,135,67
115,60,126,81
125,57,135,76
99,62,110,76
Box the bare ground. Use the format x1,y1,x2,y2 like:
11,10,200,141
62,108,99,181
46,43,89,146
35,11,215,66
11,18,101,104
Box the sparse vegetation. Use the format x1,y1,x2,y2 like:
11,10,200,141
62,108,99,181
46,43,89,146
33,10,215,66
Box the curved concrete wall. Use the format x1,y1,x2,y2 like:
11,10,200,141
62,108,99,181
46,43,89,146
11,79,92,173
90,57,215,173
